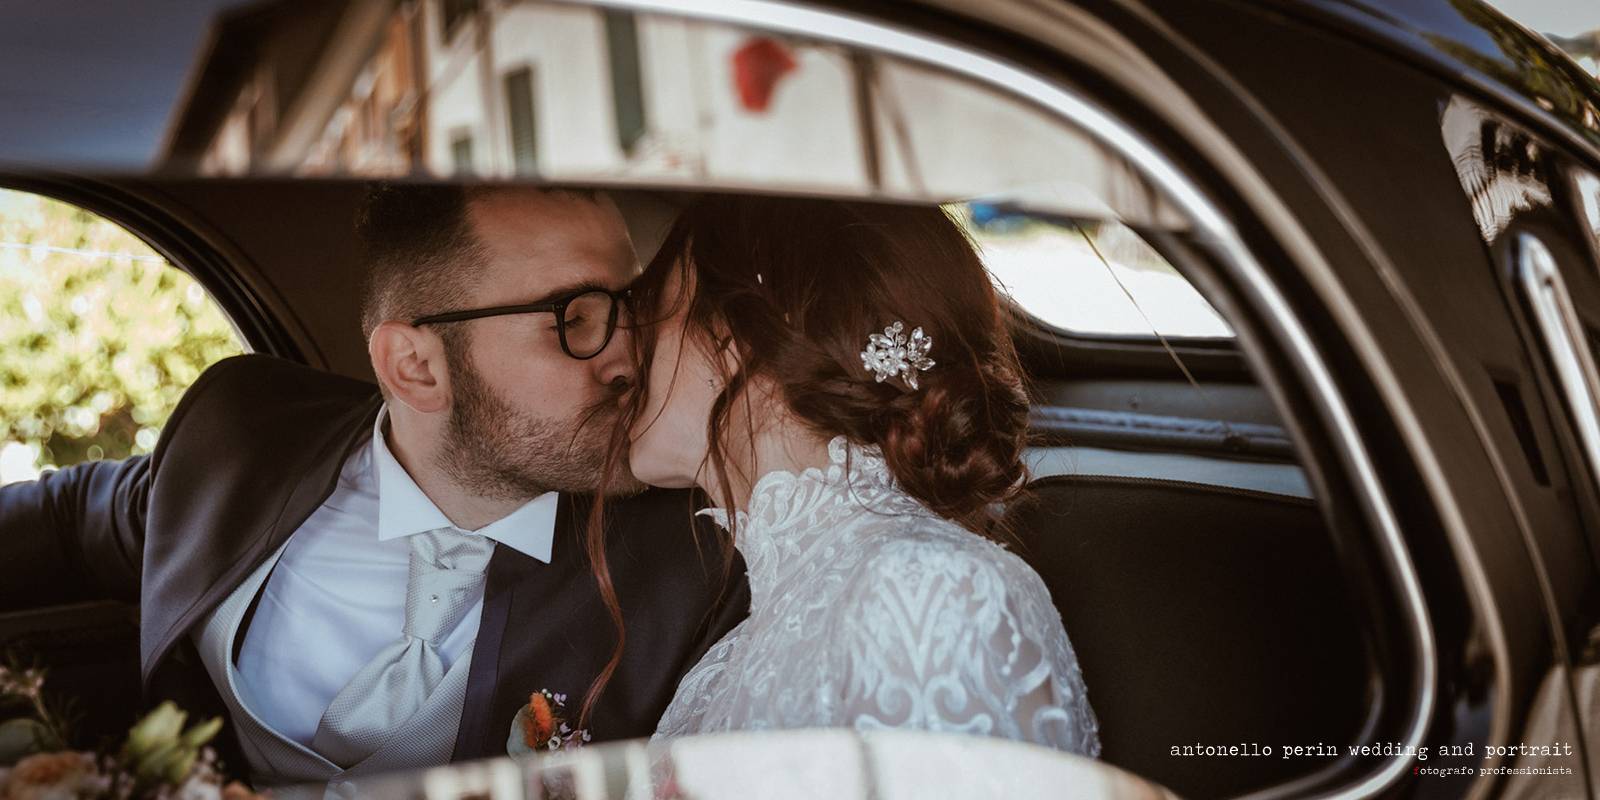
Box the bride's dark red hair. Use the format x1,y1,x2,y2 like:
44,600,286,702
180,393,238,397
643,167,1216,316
579,195,1032,724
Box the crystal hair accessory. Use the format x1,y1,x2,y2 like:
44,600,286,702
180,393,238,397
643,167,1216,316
860,321,935,390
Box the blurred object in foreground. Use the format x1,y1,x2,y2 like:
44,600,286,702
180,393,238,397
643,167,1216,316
303,729,1175,800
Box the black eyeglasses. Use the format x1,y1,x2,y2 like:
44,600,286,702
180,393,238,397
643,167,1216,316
411,287,632,360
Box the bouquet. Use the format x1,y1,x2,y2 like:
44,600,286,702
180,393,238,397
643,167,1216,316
0,661,263,799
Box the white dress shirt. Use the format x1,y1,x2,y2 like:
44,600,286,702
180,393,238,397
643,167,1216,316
234,406,559,747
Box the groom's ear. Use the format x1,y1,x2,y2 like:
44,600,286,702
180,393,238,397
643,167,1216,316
369,321,451,414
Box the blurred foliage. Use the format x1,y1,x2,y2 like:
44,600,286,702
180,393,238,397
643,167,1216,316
0,190,243,475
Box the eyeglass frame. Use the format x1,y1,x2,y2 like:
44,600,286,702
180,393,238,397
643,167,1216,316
410,286,633,360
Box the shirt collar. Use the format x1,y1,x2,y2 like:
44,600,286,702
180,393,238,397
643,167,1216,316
371,406,558,563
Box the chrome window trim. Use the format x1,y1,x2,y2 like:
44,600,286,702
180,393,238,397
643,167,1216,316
1574,169,1600,266
559,1,1439,796
1516,233,1600,495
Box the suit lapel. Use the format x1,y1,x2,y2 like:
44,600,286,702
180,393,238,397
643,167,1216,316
141,394,382,686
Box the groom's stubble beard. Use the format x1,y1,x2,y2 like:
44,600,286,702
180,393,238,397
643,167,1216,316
437,337,640,500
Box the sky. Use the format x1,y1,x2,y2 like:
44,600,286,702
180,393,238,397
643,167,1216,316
1487,0,1600,36
0,0,243,169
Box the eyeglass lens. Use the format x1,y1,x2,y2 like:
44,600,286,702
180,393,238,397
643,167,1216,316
562,290,618,358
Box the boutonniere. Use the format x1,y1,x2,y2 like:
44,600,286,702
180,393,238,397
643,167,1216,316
507,690,592,755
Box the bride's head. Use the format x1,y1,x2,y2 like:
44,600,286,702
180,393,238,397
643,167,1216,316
578,194,1031,722
622,195,1031,532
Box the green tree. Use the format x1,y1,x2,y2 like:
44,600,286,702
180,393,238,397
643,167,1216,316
0,190,243,478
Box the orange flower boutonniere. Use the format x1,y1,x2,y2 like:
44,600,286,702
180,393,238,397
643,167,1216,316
507,690,592,755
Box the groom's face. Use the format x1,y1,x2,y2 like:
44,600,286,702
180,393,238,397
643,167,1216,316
435,189,640,499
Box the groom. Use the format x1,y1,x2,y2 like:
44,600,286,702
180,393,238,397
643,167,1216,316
0,184,748,786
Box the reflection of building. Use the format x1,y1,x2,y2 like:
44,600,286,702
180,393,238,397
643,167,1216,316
163,0,1176,226
165,0,872,183
302,9,422,174
166,0,419,175
420,1,883,186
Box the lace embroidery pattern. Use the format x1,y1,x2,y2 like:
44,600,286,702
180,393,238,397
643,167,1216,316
656,436,1100,757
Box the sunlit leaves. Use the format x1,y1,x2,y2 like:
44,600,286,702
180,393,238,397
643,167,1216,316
0,190,244,477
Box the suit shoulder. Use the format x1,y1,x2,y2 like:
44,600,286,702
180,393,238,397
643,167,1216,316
152,355,377,464
173,355,375,429
187,354,376,408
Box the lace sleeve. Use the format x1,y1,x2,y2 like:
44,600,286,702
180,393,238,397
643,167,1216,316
831,534,1101,757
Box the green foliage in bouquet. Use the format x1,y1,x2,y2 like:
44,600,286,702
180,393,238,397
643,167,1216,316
0,661,70,764
0,661,260,799
116,703,224,793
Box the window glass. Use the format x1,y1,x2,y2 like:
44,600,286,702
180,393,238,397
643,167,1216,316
1574,168,1600,262
0,189,245,483
952,203,1233,338
504,65,539,173
165,2,1187,229
449,130,475,173
604,9,647,155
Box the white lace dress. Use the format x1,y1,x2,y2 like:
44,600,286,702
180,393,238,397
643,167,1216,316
653,436,1101,757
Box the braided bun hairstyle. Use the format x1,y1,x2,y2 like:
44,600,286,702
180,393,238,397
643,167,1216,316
637,194,1030,532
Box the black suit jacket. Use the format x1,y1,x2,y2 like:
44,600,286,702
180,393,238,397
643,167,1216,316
0,354,749,770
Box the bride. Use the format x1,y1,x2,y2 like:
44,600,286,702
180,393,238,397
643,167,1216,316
588,195,1099,756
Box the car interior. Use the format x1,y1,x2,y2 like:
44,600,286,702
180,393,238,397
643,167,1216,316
0,177,1377,799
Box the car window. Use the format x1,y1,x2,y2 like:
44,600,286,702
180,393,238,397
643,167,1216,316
950,202,1233,338
0,189,245,483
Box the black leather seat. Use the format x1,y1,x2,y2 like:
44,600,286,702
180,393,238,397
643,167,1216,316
1004,474,1371,799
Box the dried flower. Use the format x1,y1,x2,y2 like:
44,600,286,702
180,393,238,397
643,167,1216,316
4,751,94,799
0,666,45,704
523,693,554,750
0,665,244,800
221,781,267,800
509,689,590,756
0,659,68,760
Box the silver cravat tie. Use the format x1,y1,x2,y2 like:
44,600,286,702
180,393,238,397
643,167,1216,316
310,528,496,767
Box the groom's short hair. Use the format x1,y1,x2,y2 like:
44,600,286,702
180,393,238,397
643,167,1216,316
355,183,603,343
356,182,484,342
